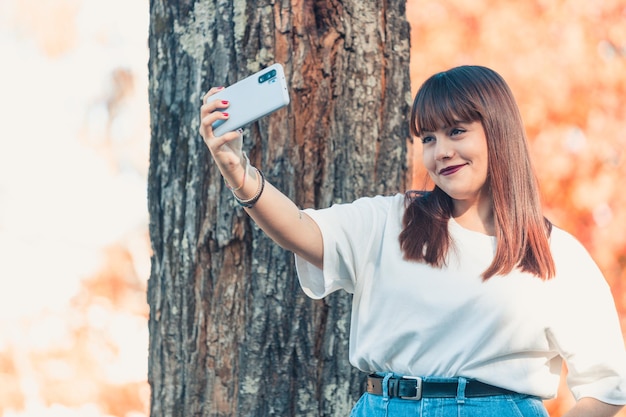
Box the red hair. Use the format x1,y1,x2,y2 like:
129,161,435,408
400,66,555,280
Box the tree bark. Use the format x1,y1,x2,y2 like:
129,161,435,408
147,1,411,416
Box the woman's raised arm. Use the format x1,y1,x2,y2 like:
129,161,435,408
199,87,323,269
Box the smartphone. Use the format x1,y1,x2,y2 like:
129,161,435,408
210,63,290,136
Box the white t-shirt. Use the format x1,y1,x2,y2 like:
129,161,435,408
295,194,626,403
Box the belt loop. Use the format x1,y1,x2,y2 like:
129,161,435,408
456,377,467,404
382,373,393,401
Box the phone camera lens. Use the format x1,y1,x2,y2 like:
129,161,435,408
259,69,277,84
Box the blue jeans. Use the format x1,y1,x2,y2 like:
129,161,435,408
350,376,549,417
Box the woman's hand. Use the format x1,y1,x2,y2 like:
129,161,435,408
199,87,245,188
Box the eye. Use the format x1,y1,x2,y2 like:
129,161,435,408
450,127,465,136
421,135,435,144
449,127,466,137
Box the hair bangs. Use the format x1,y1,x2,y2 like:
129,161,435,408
411,72,481,138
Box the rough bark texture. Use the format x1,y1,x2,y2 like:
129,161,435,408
147,0,411,416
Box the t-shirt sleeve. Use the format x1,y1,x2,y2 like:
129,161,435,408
295,195,400,300
547,229,626,404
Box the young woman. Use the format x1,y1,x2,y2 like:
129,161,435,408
199,65,626,416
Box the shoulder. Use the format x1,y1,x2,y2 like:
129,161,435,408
350,193,406,210
549,225,605,284
351,194,406,222
317,193,405,214
549,226,591,258
303,193,405,227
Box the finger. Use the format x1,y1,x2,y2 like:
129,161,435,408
200,99,230,118
199,111,230,139
221,129,243,144
203,86,225,104
204,129,242,153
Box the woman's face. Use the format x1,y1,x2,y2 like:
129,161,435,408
421,120,490,210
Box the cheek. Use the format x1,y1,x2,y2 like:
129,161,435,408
421,148,435,171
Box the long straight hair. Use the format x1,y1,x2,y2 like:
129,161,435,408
400,66,555,280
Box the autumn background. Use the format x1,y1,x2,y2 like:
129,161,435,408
0,0,624,416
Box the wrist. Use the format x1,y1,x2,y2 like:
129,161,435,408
223,152,249,191
233,167,265,208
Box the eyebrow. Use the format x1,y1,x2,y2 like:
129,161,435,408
419,120,468,136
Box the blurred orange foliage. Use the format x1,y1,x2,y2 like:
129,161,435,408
407,0,626,415
0,244,149,417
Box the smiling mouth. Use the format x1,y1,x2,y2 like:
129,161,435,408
439,164,466,176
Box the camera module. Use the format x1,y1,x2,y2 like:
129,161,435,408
258,69,277,84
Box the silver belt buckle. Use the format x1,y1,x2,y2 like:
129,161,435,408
400,376,423,400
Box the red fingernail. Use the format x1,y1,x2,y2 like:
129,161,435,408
221,100,229,105
222,112,229,117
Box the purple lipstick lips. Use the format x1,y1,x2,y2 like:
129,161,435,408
439,164,466,176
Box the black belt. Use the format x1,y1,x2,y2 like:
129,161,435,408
366,374,516,400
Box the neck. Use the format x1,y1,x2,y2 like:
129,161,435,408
452,196,495,236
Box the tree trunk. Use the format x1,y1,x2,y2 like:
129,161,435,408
147,1,411,416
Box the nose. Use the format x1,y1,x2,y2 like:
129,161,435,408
434,141,453,161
